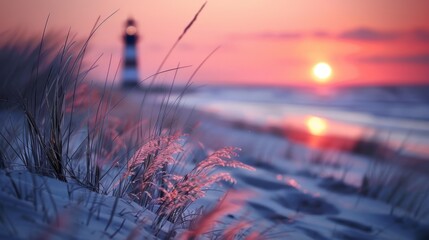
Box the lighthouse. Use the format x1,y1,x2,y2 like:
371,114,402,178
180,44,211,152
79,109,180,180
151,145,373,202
122,18,140,88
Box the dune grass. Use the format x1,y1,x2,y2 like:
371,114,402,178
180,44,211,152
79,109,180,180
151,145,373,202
360,160,429,221
1,10,428,239
0,4,261,239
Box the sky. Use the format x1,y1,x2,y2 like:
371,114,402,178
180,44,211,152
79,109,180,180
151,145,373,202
1,0,429,86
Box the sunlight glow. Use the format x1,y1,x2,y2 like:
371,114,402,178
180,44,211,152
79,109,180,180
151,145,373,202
306,116,328,136
312,62,332,83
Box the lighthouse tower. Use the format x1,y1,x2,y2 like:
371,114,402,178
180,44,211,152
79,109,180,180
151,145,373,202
122,18,140,88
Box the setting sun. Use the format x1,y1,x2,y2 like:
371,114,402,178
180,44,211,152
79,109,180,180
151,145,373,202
312,62,332,83
306,116,328,136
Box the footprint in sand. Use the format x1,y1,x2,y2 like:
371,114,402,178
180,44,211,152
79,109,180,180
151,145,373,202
332,229,373,240
328,217,373,233
275,191,339,215
296,226,330,240
318,177,358,195
238,174,297,191
248,201,289,222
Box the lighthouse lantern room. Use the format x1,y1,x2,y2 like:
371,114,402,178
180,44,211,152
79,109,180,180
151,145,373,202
122,18,140,88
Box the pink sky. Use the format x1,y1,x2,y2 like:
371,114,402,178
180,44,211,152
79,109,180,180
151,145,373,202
1,0,429,86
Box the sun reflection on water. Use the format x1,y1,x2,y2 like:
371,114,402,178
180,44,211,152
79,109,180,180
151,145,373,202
306,116,328,136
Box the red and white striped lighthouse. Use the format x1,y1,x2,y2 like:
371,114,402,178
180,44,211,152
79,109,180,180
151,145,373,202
122,18,140,88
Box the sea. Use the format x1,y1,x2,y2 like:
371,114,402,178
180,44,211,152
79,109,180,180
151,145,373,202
179,84,429,161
